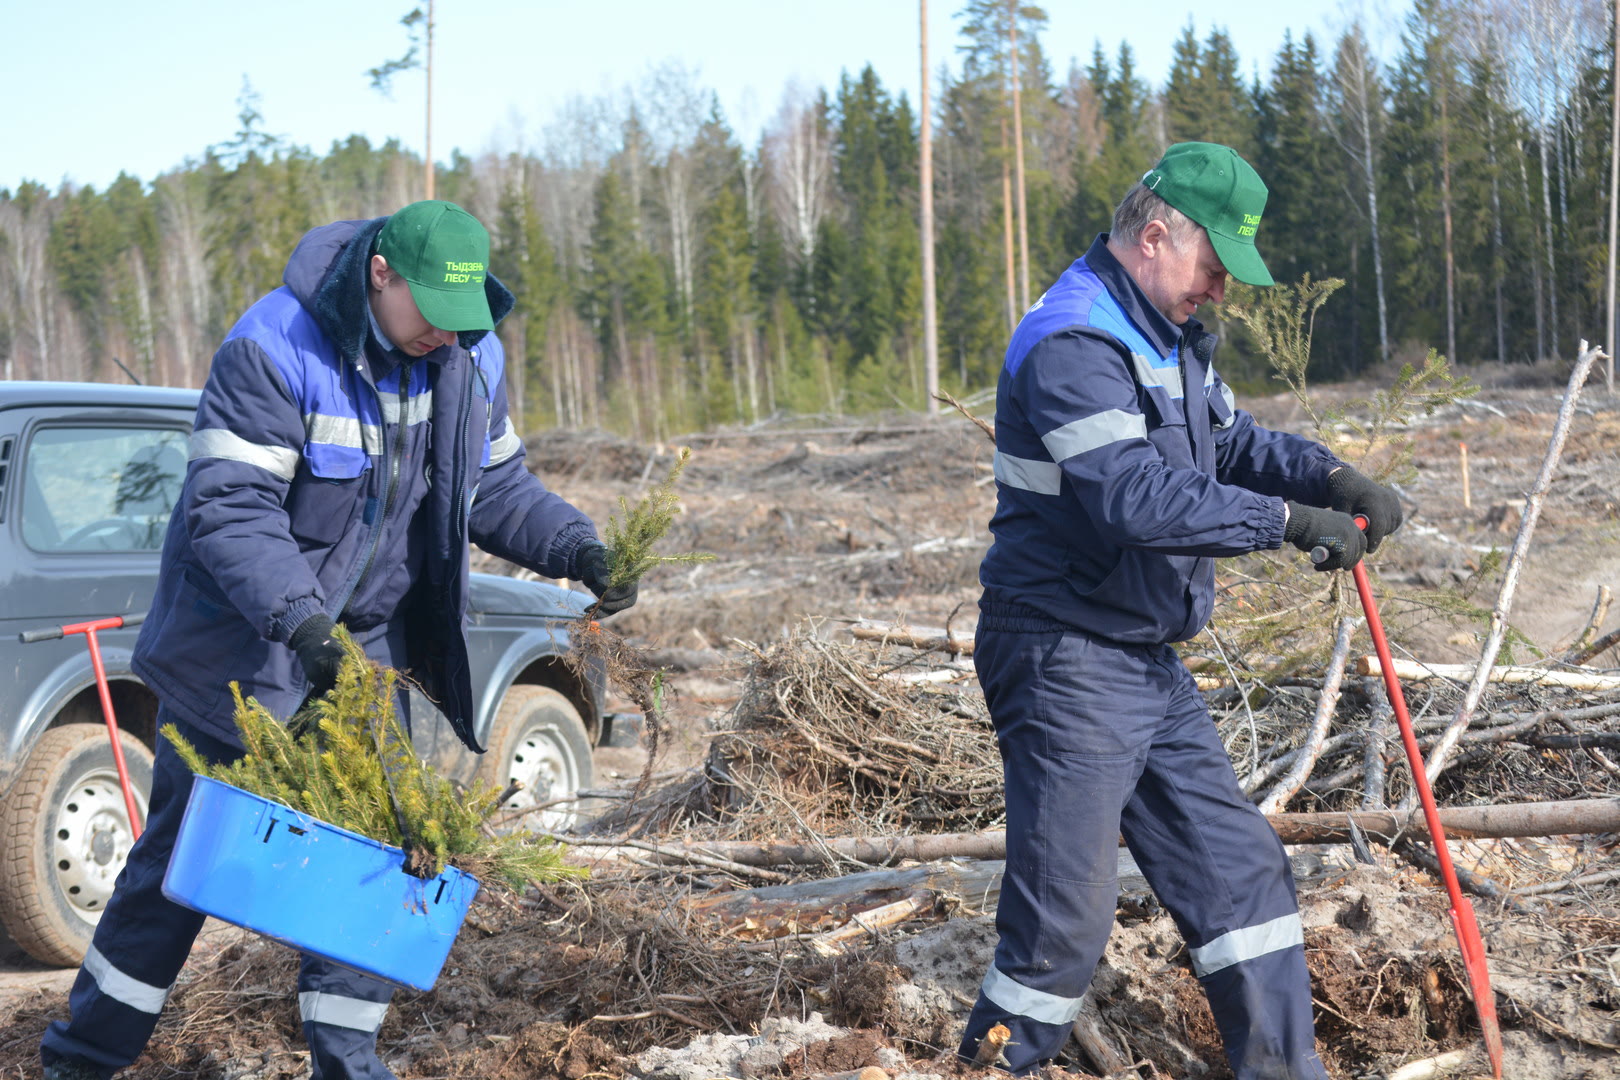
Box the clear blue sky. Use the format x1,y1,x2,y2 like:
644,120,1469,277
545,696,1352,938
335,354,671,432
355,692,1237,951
7,0,1407,193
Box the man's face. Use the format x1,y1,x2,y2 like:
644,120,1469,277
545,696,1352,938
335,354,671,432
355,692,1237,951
1132,223,1229,325
369,255,458,356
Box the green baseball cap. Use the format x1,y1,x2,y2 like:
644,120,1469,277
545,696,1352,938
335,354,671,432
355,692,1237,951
1140,142,1274,286
375,200,495,331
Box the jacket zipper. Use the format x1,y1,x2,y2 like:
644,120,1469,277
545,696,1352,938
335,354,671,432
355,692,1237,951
333,366,409,619
446,357,474,608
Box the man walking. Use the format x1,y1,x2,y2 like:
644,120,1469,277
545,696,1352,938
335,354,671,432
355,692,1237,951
959,143,1402,1077
42,200,634,1080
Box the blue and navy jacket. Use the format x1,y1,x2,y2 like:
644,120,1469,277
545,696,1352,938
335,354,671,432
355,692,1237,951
980,235,1342,644
133,216,596,751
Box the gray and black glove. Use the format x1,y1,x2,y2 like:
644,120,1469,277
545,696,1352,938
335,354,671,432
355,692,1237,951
1284,502,1368,572
289,613,345,700
577,543,638,617
1326,466,1403,552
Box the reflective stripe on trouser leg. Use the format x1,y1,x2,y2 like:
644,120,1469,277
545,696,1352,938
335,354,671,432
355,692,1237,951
300,955,398,1080
1121,653,1328,1080
41,716,238,1074
958,627,1162,1074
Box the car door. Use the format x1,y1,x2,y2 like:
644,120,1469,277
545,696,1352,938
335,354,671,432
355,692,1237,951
1,401,194,760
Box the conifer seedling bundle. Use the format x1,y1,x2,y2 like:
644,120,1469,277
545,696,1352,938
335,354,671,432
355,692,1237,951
163,630,582,892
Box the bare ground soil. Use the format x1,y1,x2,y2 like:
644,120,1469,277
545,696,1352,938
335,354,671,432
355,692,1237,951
4,364,1620,1079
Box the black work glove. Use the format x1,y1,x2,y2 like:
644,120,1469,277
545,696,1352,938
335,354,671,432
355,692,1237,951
576,543,638,617
1326,466,1403,552
288,613,345,700
1284,502,1368,572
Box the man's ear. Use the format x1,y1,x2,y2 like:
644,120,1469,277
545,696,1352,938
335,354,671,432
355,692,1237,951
1138,219,1170,260
369,254,391,291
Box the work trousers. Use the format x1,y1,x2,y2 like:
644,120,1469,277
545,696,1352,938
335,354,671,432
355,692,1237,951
958,622,1328,1079
43,625,409,1080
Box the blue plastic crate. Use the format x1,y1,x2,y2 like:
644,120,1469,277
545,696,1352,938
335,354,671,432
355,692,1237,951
163,775,480,991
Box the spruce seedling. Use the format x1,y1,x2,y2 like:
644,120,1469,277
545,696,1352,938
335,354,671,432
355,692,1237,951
164,628,582,892
569,446,713,802
594,446,714,614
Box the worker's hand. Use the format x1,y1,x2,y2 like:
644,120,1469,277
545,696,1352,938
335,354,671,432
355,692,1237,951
289,614,345,700
1284,502,1368,572
1326,466,1403,552
576,543,638,617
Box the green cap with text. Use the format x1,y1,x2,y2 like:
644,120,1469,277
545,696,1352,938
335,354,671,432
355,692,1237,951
376,200,494,331
1140,142,1274,286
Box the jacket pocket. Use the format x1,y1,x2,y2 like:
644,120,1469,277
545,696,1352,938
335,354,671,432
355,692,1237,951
285,452,370,547
1142,389,1195,469
153,564,260,716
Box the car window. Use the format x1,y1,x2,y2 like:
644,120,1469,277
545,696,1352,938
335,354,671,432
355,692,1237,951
21,426,188,552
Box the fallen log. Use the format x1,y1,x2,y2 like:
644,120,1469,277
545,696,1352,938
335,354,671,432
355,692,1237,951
1354,656,1620,691
581,798,1620,867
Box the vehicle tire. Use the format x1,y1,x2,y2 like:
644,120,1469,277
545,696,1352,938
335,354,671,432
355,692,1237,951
476,686,594,832
0,724,153,968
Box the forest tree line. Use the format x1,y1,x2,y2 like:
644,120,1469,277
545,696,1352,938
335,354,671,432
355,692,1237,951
1,0,1614,440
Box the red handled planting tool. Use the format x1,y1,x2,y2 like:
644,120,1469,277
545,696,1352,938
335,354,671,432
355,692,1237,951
19,612,148,840
1317,518,1504,1078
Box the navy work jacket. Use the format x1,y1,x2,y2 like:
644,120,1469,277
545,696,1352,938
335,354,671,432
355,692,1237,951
980,235,1342,645
133,217,596,751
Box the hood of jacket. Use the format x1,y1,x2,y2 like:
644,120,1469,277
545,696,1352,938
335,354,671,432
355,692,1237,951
281,216,517,364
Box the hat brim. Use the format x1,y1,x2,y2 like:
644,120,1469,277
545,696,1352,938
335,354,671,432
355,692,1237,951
1208,231,1275,287
406,280,495,333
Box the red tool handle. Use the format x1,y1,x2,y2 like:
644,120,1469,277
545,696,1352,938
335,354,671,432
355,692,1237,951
19,614,146,840
1348,516,1503,1077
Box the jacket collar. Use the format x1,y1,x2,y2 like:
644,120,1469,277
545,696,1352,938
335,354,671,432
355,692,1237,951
1084,234,1196,359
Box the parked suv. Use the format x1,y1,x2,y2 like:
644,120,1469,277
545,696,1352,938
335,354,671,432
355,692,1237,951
0,381,614,967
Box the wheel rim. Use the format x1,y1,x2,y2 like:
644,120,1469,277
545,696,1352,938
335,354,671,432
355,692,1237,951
52,764,144,925
501,723,580,830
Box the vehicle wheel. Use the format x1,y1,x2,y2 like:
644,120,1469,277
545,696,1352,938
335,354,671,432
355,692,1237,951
476,686,594,832
0,724,153,967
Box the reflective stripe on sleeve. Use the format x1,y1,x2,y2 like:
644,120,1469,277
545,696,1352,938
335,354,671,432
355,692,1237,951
488,417,522,466
1131,353,1184,399
1040,409,1148,463
980,965,1086,1026
1189,912,1304,977
993,451,1062,496
1214,383,1237,429
83,943,170,1015
188,428,300,481
298,991,390,1032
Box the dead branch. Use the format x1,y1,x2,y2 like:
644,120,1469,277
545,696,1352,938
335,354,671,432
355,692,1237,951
1260,615,1358,814
1355,656,1620,691
1567,623,1620,666
1386,837,1536,914
1510,869,1620,897
1360,678,1393,810
932,390,996,445
1071,1006,1138,1078
1423,340,1606,786
1564,585,1614,659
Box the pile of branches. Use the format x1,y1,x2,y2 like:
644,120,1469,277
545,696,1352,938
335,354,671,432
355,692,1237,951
703,637,1000,837
587,633,1001,842
1213,672,1620,817
585,624,1620,864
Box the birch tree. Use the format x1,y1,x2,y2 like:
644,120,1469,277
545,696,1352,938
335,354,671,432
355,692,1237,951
1329,22,1392,364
